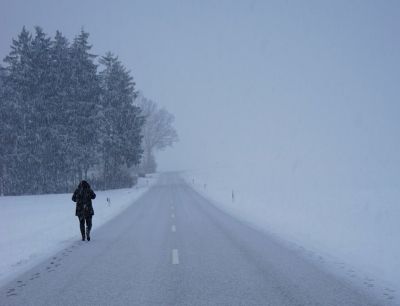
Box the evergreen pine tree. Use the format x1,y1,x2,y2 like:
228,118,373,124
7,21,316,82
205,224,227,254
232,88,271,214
1,27,146,194
68,30,100,183
29,27,54,193
99,53,144,188
49,31,73,191
2,27,34,194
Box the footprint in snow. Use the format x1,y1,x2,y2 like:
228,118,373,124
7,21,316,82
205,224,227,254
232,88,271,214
17,281,26,288
363,281,374,288
29,272,40,281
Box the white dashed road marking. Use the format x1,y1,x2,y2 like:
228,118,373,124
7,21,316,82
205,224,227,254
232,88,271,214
172,249,179,264
171,213,175,218
171,225,176,232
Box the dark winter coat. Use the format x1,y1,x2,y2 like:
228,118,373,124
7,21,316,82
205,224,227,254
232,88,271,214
72,181,96,218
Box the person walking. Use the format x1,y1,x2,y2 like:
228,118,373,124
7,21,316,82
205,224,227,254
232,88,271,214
72,180,96,241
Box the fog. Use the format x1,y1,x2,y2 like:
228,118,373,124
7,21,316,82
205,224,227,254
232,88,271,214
2,1,399,190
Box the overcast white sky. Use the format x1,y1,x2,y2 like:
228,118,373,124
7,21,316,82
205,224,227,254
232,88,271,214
1,0,400,187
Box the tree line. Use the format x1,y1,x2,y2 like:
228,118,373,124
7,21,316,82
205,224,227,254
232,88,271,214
0,27,177,196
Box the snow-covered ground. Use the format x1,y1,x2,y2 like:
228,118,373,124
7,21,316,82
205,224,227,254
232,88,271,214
0,175,158,287
183,166,400,301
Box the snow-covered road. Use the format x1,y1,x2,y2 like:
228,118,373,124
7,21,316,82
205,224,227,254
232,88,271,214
0,173,384,305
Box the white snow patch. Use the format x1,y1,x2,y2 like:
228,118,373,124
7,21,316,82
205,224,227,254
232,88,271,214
183,167,400,302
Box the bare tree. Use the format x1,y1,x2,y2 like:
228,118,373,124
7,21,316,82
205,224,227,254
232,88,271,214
136,93,178,173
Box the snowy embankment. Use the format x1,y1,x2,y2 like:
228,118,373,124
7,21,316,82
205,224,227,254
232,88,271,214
0,175,158,287
183,167,400,301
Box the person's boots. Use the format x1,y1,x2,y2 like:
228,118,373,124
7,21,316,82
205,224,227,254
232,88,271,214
80,222,85,241
86,228,91,241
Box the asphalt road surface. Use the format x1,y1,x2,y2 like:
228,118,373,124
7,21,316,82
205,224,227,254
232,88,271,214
0,173,381,305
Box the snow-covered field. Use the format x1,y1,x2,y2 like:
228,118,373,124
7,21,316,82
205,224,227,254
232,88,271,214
0,175,158,287
183,166,400,300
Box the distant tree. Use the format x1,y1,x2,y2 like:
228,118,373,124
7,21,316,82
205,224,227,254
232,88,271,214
135,93,178,173
98,53,144,188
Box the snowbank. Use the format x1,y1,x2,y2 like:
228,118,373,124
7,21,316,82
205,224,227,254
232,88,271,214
183,166,400,302
0,175,158,287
